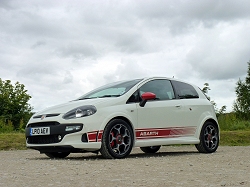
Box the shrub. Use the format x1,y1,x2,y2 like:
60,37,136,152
0,119,14,133
218,112,250,131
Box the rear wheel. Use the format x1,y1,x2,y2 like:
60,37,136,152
100,119,134,159
140,146,161,153
195,121,219,153
44,152,70,158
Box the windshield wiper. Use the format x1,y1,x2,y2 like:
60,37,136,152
78,97,93,100
78,95,120,100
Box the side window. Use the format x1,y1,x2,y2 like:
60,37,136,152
171,80,199,99
139,79,175,100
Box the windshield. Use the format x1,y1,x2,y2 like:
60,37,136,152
78,79,142,100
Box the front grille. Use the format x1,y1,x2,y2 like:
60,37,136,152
27,121,60,128
27,135,61,144
33,114,60,119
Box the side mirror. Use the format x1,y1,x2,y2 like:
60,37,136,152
139,92,156,107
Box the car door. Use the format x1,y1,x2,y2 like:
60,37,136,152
136,79,184,140
171,80,202,132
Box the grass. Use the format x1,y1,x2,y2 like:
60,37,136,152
220,130,250,146
218,113,250,131
0,132,26,150
0,130,249,151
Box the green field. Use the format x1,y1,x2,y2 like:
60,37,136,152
0,131,249,151
0,133,26,150
220,130,250,146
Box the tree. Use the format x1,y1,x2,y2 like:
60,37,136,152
0,78,33,130
202,83,210,94
202,83,226,117
233,61,250,120
202,83,211,100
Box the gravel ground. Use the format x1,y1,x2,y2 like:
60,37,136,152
0,146,249,187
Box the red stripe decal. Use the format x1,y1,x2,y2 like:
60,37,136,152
97,130,103,142
87,131,98,142
87,130,103,142
135,127,196,140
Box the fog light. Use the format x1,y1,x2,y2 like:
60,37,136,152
58,135,62,141
65,125,81,132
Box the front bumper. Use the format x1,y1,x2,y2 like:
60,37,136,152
25,120,102,152
25,122,83,144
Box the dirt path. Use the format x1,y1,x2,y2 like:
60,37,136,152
0,146,249,187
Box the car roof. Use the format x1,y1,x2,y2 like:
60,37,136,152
141,77,194,84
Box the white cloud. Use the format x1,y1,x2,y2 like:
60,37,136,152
186,21,250,80
1,0,250,112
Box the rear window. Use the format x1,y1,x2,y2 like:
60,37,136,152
171,80,199,99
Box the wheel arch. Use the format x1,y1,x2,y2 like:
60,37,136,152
205,118,219,131
105,116,136,146
197,118,220,139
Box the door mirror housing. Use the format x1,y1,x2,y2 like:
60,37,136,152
140,92,156,107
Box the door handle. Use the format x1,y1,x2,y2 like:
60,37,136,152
175,105,181,108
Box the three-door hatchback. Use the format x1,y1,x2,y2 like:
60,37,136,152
25,77,219,159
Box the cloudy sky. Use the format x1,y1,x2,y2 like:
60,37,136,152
0,0,249,112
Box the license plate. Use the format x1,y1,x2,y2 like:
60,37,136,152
30,127,50,136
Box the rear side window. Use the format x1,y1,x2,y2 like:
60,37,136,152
171,80,199,99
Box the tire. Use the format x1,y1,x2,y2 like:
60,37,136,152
44,152,70,159
140,146,161,153
195,121,219,153
100,119,134,159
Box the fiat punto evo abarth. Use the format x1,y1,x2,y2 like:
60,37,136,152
25,77,219,159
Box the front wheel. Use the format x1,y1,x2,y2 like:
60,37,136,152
44,152,70,158
195,121,219,153
140,146,161,153
100,119,134,159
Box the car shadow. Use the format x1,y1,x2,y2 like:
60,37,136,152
29,150,199,161
128,150,199,159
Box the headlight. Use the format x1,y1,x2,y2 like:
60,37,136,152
62,105,97,119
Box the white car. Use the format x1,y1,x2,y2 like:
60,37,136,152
25,77,219,159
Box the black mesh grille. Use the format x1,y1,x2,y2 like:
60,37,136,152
27,135,61,144
81,133,88,142
27,122,60,128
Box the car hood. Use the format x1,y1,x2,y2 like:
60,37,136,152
34,98,118,115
